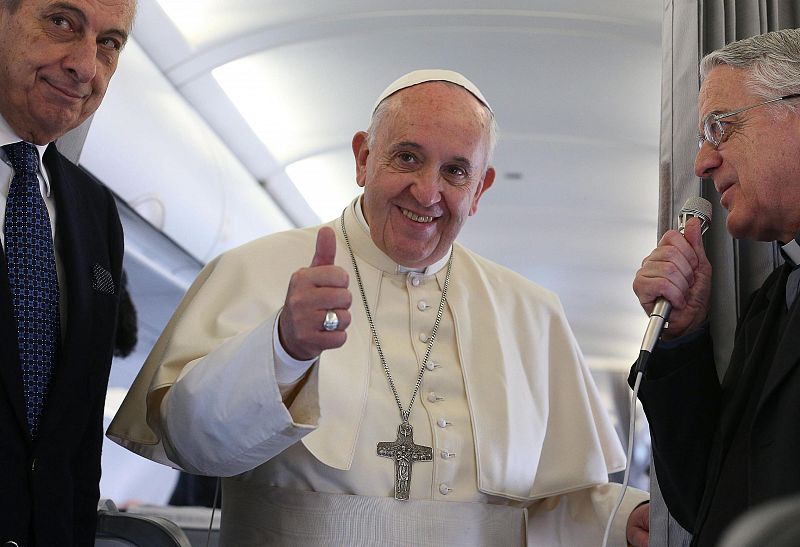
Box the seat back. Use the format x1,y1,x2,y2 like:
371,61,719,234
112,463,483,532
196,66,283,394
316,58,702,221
719,494,800,547
95,506,192,547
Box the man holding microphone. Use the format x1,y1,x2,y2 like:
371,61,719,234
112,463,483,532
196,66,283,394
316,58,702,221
631,28,800,546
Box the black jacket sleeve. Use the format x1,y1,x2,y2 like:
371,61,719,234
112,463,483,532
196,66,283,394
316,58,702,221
629,329,721,531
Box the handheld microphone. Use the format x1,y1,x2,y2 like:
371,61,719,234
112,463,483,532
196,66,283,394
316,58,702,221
635,196,712,373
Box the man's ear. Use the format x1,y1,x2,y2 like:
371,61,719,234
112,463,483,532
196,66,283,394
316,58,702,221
469,166,495,216
352,131,369,188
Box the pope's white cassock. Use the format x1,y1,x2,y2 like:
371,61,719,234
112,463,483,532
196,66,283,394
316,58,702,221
108,198,647,546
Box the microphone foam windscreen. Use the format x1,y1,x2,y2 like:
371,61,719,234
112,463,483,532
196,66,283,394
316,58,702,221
682,196,713,222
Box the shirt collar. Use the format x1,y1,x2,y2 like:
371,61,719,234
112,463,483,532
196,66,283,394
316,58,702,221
0,114,52,197
781,234,800,267
349,196,452,276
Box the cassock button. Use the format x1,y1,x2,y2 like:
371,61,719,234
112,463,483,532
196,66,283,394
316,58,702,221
419,333,429,343
440,449,456,459
425,361,438,371
409,274,421,287
427,392,444,403
437,418,451,428
417,300,429,311
439,483,452,495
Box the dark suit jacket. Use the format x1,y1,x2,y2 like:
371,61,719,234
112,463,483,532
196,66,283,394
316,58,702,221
0,145,123,546
632,263,800,546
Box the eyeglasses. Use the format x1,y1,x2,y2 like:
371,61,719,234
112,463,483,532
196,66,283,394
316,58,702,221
697,92,800,149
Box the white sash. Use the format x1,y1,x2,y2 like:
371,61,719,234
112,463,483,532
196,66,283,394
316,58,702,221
220,481,527,546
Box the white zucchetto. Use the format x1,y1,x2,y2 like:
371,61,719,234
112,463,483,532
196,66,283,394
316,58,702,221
372,69,493,114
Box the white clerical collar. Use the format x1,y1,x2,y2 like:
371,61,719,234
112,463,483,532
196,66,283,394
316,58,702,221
782,237,800,267
0,114,51,197
350,197,452,275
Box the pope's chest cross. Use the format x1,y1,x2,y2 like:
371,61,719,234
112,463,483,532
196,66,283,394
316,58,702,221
377,422,433,500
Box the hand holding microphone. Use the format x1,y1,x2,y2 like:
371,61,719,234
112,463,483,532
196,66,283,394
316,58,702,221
633,197,713,370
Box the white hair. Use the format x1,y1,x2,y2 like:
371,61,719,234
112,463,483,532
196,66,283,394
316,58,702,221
700,28,800,112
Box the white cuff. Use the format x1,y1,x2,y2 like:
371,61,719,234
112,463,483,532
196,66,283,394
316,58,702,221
273,310,317,384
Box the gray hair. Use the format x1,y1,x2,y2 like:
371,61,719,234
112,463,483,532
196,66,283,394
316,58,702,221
366,81,498,169
700,28,800,111
1,0,22,12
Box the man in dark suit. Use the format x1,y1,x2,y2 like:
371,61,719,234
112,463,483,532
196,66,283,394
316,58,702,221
0,0,135,545
631,28,800,546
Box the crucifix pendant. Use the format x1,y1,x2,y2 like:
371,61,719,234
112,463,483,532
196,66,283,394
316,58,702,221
377,422,433,501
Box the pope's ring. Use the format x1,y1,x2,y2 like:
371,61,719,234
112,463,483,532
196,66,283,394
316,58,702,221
322,310,340,331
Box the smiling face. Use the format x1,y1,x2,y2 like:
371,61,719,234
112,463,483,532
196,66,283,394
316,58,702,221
0,0,134,144
352,82,496,268
695,65,800,242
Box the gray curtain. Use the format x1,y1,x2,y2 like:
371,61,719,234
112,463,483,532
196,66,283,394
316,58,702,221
651,1,799,545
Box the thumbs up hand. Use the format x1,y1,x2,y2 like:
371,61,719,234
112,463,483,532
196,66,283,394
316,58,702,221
278,227,353,360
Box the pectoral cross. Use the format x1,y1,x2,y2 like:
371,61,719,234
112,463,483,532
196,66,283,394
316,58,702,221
377,422,433,500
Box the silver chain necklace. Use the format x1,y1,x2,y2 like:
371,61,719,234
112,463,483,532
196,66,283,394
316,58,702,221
340,210,454,500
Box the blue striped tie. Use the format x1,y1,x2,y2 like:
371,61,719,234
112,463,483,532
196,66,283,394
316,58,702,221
3,142,60,438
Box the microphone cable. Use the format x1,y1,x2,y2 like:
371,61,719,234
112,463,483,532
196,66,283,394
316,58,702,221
601,370,643,547
205,477,221,547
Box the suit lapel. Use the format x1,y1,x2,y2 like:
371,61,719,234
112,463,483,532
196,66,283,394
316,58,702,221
0,243,31,438
718,267,785,398
36,146,94,439
759,266,800,411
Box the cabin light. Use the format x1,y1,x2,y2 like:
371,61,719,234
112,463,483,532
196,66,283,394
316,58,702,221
155,0,215,43
285,155,362,221
212,58,360,220
212,59,297,157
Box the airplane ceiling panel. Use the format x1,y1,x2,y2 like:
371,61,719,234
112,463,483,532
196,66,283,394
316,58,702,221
125,0,663,371
146,1,660,57
84,41,294,262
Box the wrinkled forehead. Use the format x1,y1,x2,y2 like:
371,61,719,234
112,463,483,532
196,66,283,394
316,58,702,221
26,0,138,32
389,84,490,138
392,81,487,112
94,0,137,31
381,85,491,165
698,65,756,116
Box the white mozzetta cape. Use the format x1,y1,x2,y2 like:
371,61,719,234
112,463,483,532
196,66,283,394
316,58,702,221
109,199,629,509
